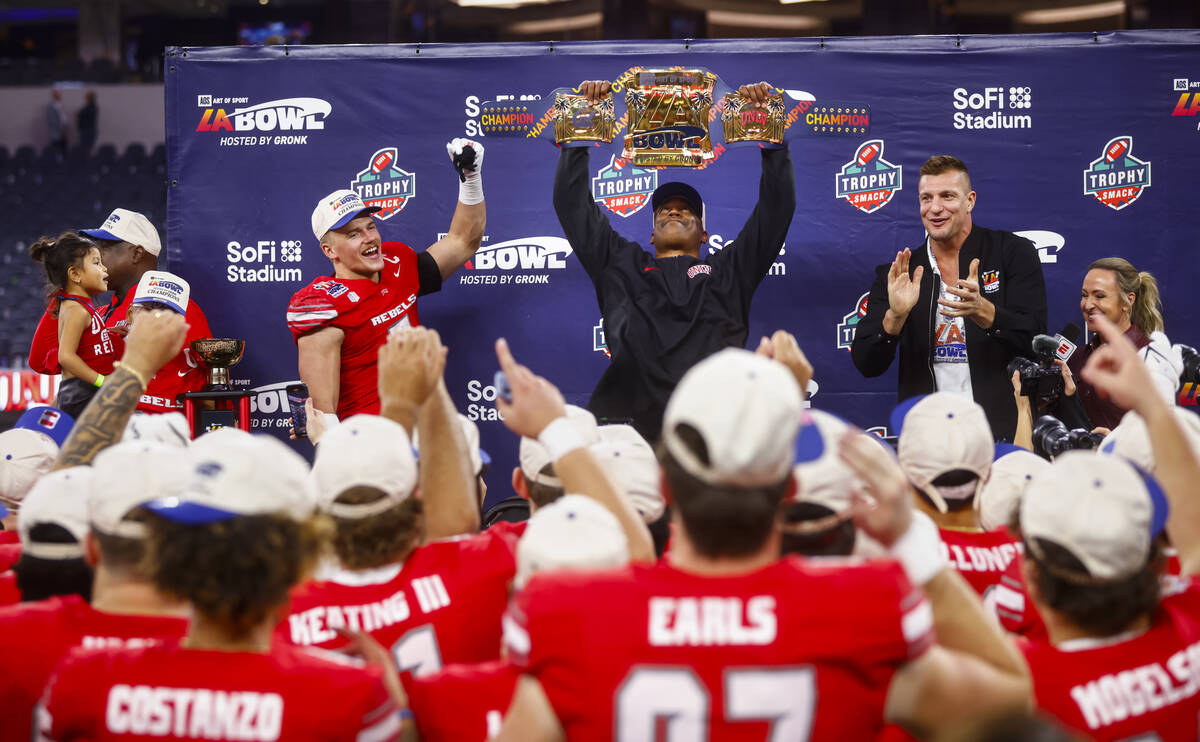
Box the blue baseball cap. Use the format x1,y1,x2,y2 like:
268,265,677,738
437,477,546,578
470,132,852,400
15,406,74,448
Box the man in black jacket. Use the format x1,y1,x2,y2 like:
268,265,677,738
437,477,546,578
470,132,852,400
555,80,796,442
850,156,1046,442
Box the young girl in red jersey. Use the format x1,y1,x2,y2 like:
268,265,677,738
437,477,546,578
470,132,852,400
29,232,115,417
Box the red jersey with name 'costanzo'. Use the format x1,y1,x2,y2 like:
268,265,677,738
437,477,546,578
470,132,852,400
1020,576,1200,741
506,557,933,741
286,242,435,419
937,526,1021,597
279,530,518,677
404,660,517,741
38,641,400,742
0,594,187,742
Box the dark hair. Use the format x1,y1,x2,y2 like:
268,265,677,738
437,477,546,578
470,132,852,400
920,155,972,190
29,231,98,313
12,523,93,602
92,508,151,576
658,425,789,559
780,502,857,557
145,512,329,639
1026,537,1161,637
522,463,566,510
329,486,423,570
916,469,981,513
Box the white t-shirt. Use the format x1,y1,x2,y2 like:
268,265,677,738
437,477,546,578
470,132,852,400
928,247,973,397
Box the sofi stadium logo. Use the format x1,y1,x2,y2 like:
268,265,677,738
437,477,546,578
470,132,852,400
592,155,658,217
835,140,902,213
1084,136,1151,211
195,97,331,136
458,236,573,286
352,147,415,220
837,292,870,350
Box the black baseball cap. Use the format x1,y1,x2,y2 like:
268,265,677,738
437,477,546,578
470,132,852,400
651,182,704,220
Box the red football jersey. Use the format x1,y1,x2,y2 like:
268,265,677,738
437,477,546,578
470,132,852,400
1021,576,1200,741
983,552,1049,642
286,242,425,419
937,526,1021,596
0,570,18,606
405,660,518,741
38,640,401,742
506,557,933,741
0,594,187,742
54,294,116,376
279,530,518,677
0,542,19,571
103,291,213,414
0,530,18,544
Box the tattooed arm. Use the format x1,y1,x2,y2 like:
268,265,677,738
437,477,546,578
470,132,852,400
55,310,188,470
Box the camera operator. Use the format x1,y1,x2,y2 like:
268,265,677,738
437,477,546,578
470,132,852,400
1062,258,1179,432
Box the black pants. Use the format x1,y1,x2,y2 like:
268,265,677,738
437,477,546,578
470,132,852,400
56,377,98,419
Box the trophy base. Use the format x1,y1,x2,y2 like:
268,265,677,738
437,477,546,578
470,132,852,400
180,389,252,439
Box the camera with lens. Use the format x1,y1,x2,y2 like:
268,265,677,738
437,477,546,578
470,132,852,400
1008,334,1068,404
1178,344,1200,386
1032,415,1104,459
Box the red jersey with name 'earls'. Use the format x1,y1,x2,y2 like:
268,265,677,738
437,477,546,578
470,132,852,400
278,530,518,677
0,594,187,742
506,557,933,741
286,241,432,419
937,526,1022,597
1020,575,1200,741
38,641,401,742
404,660,518,741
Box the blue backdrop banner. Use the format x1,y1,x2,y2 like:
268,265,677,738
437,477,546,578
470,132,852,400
165,32,1200,506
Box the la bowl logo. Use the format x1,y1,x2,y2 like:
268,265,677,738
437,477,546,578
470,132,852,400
837,292,870,350
835,140,902,213
195,97,330,132
592,155,658,217
352,147,416,220
1083,136,1151,211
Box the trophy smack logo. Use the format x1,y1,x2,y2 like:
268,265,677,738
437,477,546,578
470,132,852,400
1084,136,1150,211
837,292,870,350
592,155,658,217
351,147,416,220
835,140,903,213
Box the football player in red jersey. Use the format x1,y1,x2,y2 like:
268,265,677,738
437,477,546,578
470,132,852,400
1013,314,1200,741
288,139,486,421
894,392,1022,596
38,433,411,742
0,441,191,742
498,347,1031,741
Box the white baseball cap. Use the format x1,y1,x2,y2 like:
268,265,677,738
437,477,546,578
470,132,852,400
1020,450,1168,581
0,428,59,508
894,393,993,513
1099,408,1200,474
590,424,663,522
123,412,191,448
514,494,629,590
311,189,381,242
791,409,856,514
90,441,193,539
132,270,190,315
311,414,417,519
976,444,1050,532
663,349,802,487
19,467,91,559
413,413,488,477
81,208,162,256
192,426,254,450
144,434,315,524
518,405,600,488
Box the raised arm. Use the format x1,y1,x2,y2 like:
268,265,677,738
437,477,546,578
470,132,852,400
850,257,912,378
425,138,487,281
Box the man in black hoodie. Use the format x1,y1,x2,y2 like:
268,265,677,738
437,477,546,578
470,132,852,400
851,156,1046,442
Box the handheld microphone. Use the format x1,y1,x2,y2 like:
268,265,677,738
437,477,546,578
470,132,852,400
1054,323,1081,362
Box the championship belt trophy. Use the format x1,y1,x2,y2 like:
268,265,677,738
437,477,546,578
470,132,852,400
552,91,616,144
623,69,717,167
180,338,251,438
721,91,787,146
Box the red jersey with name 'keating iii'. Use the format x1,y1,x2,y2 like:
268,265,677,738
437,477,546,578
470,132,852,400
937,526,1022,597
0,594,188,742
279,530,518,677
505,557,934,741
286,241,436,420
38,641,401,742
404,660,518,741
1020,576,1200,741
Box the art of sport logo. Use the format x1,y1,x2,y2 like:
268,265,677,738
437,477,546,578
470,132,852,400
1083,136,1151,211
1171,77,1200,123
592,155,658,217
837,292,870,350
981,270,1000,294
351,147,415,220
835,140,902,213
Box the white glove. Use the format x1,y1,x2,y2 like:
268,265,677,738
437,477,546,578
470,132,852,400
446,138,484,205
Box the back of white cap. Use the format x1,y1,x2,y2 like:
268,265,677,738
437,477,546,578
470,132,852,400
20,467,91,559
514,494,629,590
